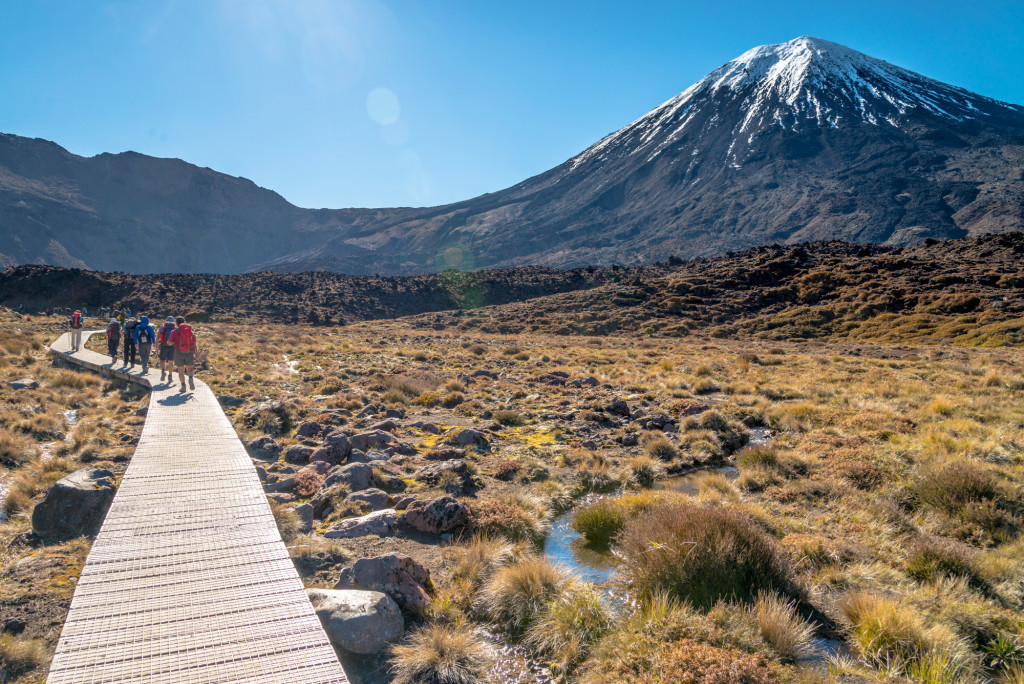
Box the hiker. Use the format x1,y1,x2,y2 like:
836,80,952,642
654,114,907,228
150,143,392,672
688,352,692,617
123,316,139,368
116,311,124,325
167,316,197,392
134,315,156,374
156,316,177,382
69,310,84,351
106,318,121,363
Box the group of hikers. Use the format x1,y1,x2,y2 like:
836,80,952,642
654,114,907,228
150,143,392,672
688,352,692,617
67,310,199,392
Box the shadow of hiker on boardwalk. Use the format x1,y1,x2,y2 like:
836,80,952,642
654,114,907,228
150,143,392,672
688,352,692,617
157,393,195,406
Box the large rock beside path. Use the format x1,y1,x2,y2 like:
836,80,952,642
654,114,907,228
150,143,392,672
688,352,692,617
334,554,432,612
349,430,393,451
324,509,399,538
32,468,116,538
7,378,38,390
306,588,403,655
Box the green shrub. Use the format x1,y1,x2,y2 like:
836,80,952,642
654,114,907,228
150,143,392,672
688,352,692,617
571,499,625,546
617,502,798,608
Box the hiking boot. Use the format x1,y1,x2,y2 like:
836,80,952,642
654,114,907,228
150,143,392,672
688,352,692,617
189,378,195,390
180,383,186,393
160,371,166,381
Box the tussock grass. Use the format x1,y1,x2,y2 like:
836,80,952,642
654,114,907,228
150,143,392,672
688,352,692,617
0,427,38,468
617,502,798,608
469,494,549,547
390,622,492,684
449,534,526,589
753,592,815,663
0,634,50,675
477,557,570,636
571,491,666,546
524,582,612,675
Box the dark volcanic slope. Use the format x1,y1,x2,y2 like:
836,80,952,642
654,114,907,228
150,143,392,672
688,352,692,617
0,265,598,325
2,37,1023,275
4,233,1023,346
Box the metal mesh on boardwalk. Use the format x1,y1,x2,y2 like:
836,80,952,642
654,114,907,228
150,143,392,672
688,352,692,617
46,332,348,683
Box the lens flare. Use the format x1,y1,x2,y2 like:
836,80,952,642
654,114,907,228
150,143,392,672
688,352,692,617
367,87,399,125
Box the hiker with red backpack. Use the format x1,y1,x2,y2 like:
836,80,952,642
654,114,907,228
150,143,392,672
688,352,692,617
156,316,177,382
68,310,84,351
167,316,197,392
106,318,121,363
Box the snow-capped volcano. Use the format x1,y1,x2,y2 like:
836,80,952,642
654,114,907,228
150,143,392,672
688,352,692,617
573,36,1022,171
2,37,1023,274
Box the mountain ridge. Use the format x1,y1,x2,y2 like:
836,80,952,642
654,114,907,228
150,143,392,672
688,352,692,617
2,37,1023,275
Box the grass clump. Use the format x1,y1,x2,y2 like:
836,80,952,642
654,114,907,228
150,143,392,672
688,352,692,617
449,534,526,589
493,410,525,427
617,502,798,608
477,557,570,636
906,537,986,588
524,582,613,677
0,427,38,468
0,634,50,678
469,496,549,547
571,491,664,546
641,433,679,460
752,591,815,663
390,623,492,684
625,455,661,488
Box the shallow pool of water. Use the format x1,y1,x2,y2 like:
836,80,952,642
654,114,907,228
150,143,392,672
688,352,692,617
545,510,617,588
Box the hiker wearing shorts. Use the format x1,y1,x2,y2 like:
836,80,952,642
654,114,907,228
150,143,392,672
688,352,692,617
167,316,197,392
68,310,84,351
134,315,156,375
122,317,139,368
156,316,177,382
105,318,121,363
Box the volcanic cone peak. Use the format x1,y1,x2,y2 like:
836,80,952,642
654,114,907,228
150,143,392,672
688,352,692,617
572,36,1023,171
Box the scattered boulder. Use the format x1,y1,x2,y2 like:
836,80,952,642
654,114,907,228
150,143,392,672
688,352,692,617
266,492,295,504
323,463,374,492
217,395,245,408
418,422,442,434
294,503,314,533
320,430,352,463
393,495,419,510
370,420,397,433
247,435,282,460
310,483,348,519
347,449,389,464
295,421,322,438
307,588,403,655
349,430,393,452
283,444,315,465
264,476,296,493
608,397,630,417
471,370,498,379
414,459,473,491
442,427,489,449
580,376,599,387
335,554,432,612
345,488,390,511
404,496,471,535
6,378,38,390
32,468,116,538
424,447,465,461
134,406,148,417
324,509,400,539
384,408,405,419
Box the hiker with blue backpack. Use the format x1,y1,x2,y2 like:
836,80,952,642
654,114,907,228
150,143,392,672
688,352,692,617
134,315,156,375
167,316,198,392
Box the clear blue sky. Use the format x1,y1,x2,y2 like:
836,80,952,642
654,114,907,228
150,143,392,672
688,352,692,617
2,1,1022,209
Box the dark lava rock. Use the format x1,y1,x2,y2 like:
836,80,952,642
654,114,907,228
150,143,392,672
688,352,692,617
404,496,471,535
32,468,115,538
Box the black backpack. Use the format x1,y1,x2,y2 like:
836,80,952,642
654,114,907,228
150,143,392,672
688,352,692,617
138,327,152,344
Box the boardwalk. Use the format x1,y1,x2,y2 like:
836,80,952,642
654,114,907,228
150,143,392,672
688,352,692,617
46,331,348,684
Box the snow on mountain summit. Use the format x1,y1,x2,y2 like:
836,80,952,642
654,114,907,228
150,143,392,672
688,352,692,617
572,36,1022,170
